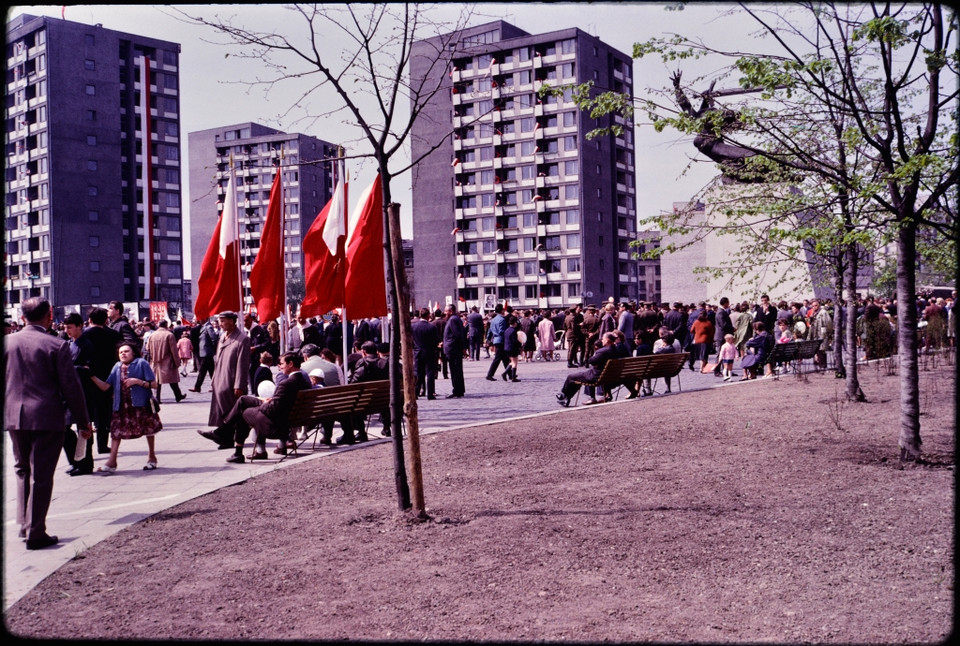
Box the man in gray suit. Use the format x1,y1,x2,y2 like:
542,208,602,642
5,298,92,550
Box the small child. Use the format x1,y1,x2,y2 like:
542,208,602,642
718,333,738,381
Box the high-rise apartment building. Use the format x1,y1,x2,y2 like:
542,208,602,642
410,21,637,311
187,123,338,318
5,14,184,318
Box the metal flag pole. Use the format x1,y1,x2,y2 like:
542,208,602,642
338,151,349,367
278,145,288,355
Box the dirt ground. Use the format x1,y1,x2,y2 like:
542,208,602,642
4,360,955,643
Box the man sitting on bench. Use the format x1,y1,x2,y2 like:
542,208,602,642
197,352,311,462
556,332,618,407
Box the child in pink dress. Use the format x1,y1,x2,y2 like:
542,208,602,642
718,333,738,381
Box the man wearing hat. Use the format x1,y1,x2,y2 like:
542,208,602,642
207,311,251,428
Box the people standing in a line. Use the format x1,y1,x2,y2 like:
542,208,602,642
466,306,484,361
146,319,187,403
90,343,162,473
5,298,93,550
485,303,509,380
443,303,466,398
411,308,439,399
61,313,95,476
77,306,121,454
207,311,251,428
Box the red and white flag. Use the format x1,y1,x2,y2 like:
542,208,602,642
194,170,241,319
344,174,387,319
300,173,347,318
249,167,285,322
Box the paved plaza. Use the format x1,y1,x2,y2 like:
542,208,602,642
5,352,731,609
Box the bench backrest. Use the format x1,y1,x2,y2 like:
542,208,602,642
766,342,799,363
287,380,390,428
593,352,690,383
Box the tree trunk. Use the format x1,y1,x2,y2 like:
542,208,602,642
385,201,427,518
381,189,410,511
843,242,864,401
896,219,922,461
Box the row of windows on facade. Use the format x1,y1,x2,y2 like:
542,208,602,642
462,257,639,279
457,283,587,302
456,164,634,188
454,37,597,67
457,210,635,233
452,62,580,94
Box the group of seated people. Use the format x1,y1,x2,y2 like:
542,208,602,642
198,341,390,463
556,321,788,407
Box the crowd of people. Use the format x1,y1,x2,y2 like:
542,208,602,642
5,290,955,550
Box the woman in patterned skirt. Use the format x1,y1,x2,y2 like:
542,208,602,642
91,343,162,474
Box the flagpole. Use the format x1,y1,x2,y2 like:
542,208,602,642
338,151,349,366
279,146,288,356
228,152,242,315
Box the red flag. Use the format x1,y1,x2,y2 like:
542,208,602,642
194,172,241,319
344,174,386,319
300,175,347,318
249,168,285,322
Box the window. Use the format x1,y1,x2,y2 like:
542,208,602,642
89,236,100,248
563,112,577,127
87,136,97,146
85,84,95,96
88,186,98,196
567,258,581,272
86,109,97,121
564,160,578,175
521,165,537,180
90,261,100,272
565,210,580,225
84,59,95,71
566,233,581,249
565,184,579,200
90,286,101,298
88,210,99,222
483,263,497,277
520,117,536,132
87,160,97,171
563,136,577,151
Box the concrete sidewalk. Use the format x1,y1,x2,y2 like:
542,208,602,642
4,353,728,609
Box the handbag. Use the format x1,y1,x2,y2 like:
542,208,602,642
147,396,161,415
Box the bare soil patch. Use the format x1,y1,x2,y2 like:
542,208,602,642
5,362,955,643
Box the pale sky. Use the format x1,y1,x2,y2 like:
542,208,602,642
10,3,754,278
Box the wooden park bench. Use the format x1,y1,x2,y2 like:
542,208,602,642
764,339,823,379
571,352,689,404
283,380,391,459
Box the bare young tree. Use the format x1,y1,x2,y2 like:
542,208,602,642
174,3,480,517
550,2,958,461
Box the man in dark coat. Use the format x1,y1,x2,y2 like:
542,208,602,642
5,298,92,550
443,304,466,398
198,351,311,462
78,307,122,453
555,331,619,407
466,306,484,362
411,308,439,399
348,341,391,438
